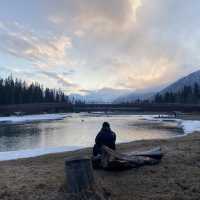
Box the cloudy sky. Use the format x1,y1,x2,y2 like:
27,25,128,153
0,0,200,94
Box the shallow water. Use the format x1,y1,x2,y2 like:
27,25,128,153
0,113,183,152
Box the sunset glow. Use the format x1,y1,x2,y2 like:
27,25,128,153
0,0,199,94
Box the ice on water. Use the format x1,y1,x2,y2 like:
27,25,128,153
0,113,200,161
0,113,67,124
0,146,82,161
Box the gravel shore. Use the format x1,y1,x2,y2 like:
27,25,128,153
0,132,199,200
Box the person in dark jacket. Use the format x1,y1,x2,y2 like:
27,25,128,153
93,122,116,156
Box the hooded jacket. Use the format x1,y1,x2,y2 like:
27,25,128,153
93,126,116,156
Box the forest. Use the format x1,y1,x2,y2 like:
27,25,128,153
0,75,70,105
154,83,200,104
1,75,200,106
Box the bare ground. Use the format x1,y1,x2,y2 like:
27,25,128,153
0,133,200,200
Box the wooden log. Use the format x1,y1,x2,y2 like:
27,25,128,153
100,146,162,170
124,146,163,160
65,157,94,193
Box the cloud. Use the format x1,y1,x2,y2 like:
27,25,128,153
98,54,178,91
62,70,76,76
48,16,65,25
1,0,200,93
0,22,73,68
114,58,179,90
48,0,141,39
40,71,79,89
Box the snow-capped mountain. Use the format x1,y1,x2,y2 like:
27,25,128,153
113,92,155,103
70,70,200,103
160,70,200,94
69,88,132,103
112,84,166,103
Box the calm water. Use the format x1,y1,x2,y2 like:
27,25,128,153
0,113,182,152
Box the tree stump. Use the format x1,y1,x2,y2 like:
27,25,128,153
65,157,94,193
65,157,109,200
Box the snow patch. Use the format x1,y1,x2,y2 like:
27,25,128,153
0,113,68,124
139,115,179,123
0,146,83,161
139,115,200,134
180,120,200,134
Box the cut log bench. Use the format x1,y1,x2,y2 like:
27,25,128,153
92,146,163,170
64,146,163,199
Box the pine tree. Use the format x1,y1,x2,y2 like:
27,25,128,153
0,75,70,105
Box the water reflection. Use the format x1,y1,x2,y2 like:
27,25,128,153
0,123,42,151
0,113,182,152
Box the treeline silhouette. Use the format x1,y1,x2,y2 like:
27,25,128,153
154,83,200,104
0,75,70,105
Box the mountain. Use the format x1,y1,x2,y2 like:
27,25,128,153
160,70,200,94
113,85,166,103
113,92,155,103
70,70,200,104
69,88,132,103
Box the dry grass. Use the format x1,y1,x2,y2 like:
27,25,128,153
0,133,200,200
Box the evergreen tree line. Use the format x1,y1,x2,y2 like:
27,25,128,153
0,75,70,105
154,83,200,104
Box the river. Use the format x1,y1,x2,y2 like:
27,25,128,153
0,113,183,152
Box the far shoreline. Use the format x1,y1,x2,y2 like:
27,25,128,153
1,102,200,116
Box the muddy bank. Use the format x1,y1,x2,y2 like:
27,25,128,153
0,133,199,200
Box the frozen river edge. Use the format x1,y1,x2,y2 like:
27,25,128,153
0,113,200,161
0,113,68,124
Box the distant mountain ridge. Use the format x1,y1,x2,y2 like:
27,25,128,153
113,92,155,103
112,84,166,103
160,70,200,94
69,88,132,103
70,70,200,103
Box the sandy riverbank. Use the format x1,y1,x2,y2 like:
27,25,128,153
0,132,200,200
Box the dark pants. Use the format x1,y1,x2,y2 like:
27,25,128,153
93,143,115,156
93,144,102,156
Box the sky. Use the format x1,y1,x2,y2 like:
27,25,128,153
0,0,200,95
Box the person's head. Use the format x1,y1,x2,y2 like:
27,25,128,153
102,122,111,131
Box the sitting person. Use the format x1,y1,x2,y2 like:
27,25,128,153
93,122,116,156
